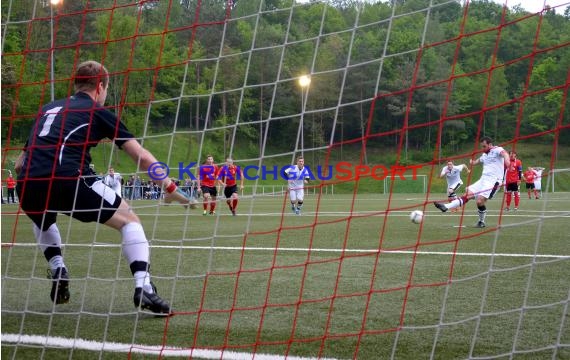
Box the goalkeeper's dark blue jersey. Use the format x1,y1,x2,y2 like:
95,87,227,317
19,92,134,178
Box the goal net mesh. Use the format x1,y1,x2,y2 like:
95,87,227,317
2,0,569,359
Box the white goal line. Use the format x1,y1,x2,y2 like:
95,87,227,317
1,333,337,360
2,242,568,259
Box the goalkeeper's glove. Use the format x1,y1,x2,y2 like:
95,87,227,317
163,182,197,209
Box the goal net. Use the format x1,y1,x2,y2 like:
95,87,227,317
2,0,569,359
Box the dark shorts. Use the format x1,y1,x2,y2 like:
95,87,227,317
525,183,535,190
224,185,238,198
16,177,121,231
506,183,519,192
201,185,217,197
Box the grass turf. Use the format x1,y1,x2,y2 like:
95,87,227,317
1,192,569,359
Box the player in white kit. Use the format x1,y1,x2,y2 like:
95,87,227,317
434,137,510,228
284,157,310,215
103,167,122,197
439,161,470,210
533,167,545,199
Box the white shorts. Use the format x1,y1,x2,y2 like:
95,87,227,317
534,181,541,190
467,177,499,199
289,189,304,202
447,181,462,192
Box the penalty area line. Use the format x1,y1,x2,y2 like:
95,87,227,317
1,333,339,360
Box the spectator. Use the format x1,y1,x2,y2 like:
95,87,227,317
6,171,17,204
134,175,142,200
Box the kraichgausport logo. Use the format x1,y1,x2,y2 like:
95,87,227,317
147,162,423,182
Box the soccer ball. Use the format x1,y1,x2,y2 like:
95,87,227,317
410,210,423,224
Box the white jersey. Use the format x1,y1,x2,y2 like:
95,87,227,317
534,169,543,188
441,165,465,186
284,166,309,190
103,173,122,197
479,146,506,181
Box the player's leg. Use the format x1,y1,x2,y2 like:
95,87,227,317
202,190,211,215
447,187,455,202
475,178,501,226
232,193,238,211
514,184,521,211
103,202,170,313
209,187,218,215
224,186,233,212
289,189,297,213
33,217,70,304
505,183,517,211
526,183,531,199
475,195,488,227
434,186,475,212
528,183,538,198
295,190,304,215
231,188,239,215
76,178,170,313
17,179,70,304
505,188,512,210
449,183,462,212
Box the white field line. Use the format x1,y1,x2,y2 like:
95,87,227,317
2,242,568,259
2,211,569,218
1,333,337,360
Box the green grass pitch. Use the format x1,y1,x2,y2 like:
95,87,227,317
2,192,569,359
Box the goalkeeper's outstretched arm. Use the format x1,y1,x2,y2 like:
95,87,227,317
121,139,195,207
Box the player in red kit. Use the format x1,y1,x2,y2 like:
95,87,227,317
218,158,244,216
504,151,522,211
523,167,539,199
198,155,219,215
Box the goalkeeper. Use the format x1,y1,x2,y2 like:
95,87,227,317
14,60,193,314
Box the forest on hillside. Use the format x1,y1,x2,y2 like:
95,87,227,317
2,0,569,161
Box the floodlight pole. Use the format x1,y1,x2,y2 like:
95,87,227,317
50,4,55,102
298,75,311,158
50,0,62,102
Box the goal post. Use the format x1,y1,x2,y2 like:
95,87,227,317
547,168,570,193
383,174,427,194
1,1,569,359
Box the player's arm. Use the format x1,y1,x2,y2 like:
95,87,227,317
439,167,447,178
215,166,224,189
469,157,481,166
195,167,202,193
217,169,226,187
121,139,195,207
283,167,291,180
501,150,510,168
461,164,471,174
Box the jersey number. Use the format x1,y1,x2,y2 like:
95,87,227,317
38,106,63,137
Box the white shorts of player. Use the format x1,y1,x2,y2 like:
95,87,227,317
467,176,498,199
289,189,304,202
534,180,541,190
448,181,462,191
